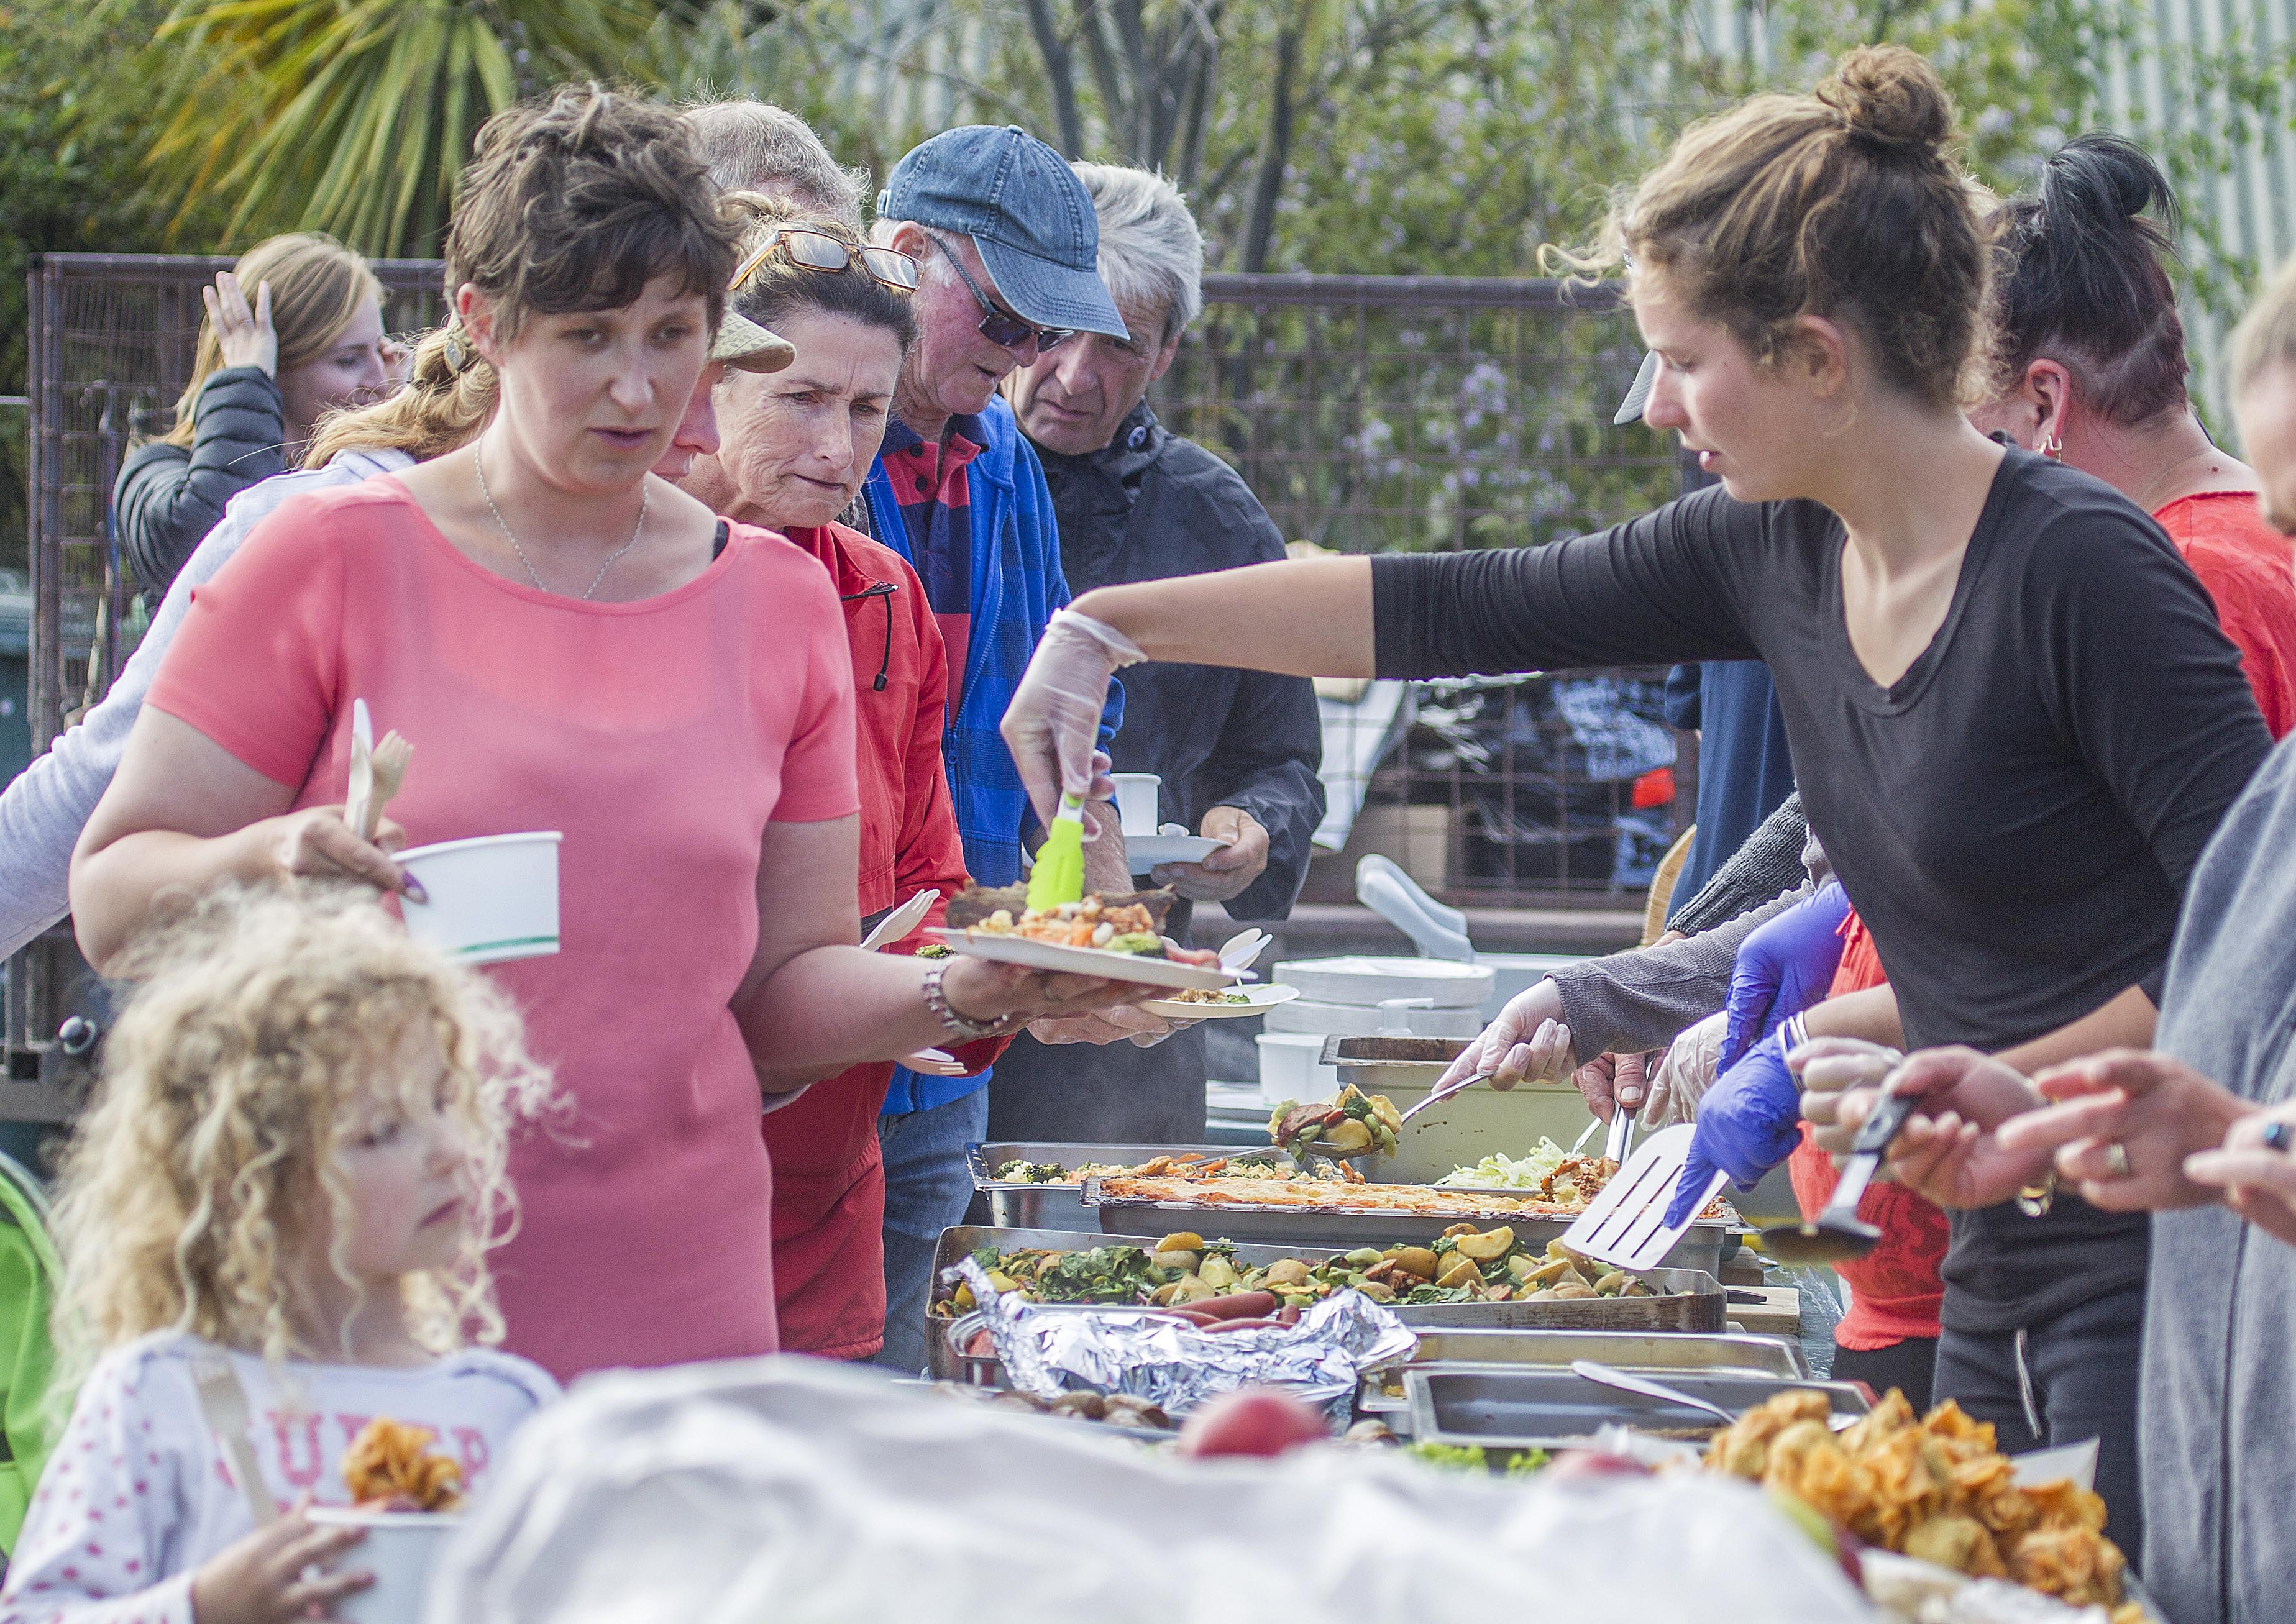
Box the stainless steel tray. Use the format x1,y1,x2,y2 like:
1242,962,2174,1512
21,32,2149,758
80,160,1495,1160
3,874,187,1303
1406,1366,1870,1451
1081,1176,1731,1278
967,1142,1296,1229
1381,1329,1810,1379
925,1225,1727,1362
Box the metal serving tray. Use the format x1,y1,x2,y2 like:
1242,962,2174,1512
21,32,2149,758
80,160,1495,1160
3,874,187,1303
1383,1329,1809,1379
968,1142,1297,1230
923,1225,1727,1365
1406,1366,1870,1453
1081,1176,1731,1279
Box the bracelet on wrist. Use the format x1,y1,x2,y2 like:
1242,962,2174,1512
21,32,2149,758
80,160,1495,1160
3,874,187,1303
922,961,1006,1042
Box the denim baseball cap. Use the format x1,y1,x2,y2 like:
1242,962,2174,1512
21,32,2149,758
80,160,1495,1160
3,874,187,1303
878,125,1130,340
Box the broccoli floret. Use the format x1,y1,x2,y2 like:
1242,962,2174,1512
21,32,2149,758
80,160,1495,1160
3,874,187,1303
1405,1441,1489,1472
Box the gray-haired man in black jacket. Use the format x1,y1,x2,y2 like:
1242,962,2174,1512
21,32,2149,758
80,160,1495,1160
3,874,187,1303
992,162,1324,1141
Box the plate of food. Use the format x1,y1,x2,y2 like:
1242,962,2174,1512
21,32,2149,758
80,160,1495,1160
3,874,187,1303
1139,983,1301,1019
927,883,1240,992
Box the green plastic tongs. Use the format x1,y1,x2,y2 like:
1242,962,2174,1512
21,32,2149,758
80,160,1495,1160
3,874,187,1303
1025,791,1087,913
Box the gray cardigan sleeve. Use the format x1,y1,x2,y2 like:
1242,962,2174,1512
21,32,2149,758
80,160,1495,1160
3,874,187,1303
1545,883,1813,1059
1669,791,1808,937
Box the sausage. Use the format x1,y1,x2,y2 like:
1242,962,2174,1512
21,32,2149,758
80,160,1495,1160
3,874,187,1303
1184,1290,1278,1322
1277,1304,1301,1325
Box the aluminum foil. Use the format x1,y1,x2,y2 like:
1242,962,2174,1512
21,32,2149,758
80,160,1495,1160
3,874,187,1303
953,1257,1418,1424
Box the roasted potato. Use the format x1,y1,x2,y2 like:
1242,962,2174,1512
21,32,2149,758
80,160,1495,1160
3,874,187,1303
1453,1225,1515,1261
1389,1247,1442,1280
1198,1256,1239,1290
1436,1254,1484,1290
1156,1231,1205,1253
1156,1250,1201,1275
1320,1118,1374,1153
1262,1259,1314,1287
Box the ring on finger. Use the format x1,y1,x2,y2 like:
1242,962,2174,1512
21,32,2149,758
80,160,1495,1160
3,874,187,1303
2104,1141,2133,1179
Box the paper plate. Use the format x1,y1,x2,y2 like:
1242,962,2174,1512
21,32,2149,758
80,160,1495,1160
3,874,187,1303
1139,983,1303,1020
926,928,1239,991
1124,834,1225,869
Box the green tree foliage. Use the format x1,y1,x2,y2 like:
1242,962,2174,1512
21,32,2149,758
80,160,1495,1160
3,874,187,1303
0,0,232,570
139,0,661,257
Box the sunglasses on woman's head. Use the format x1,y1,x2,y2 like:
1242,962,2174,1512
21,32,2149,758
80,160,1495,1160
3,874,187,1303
928,236,1074,353
730,230,920,295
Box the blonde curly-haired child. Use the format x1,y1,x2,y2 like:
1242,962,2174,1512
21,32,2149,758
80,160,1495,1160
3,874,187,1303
0,887,559,1624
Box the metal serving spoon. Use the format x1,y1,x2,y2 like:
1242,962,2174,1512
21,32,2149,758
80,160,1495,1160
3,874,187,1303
1758,1085,1922,1265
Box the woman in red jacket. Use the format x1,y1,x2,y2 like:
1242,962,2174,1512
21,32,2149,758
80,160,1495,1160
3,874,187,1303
680,200,998,1359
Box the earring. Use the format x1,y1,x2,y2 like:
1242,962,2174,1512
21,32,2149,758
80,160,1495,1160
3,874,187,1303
443,332,470,374
2041,432,2063,460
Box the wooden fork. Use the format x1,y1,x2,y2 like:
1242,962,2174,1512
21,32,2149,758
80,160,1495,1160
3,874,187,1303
361,731,413,841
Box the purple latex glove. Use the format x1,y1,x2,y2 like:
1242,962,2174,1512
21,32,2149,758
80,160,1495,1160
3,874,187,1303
1717,881,1852,1072
1663,1032,1800,1227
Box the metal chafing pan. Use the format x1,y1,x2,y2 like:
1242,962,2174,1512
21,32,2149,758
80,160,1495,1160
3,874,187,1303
1081,1175,1731,1278
967,1142,1298,1230
1353,1328,1809,1434
1406,1366,1870,1452
923,1225,1727,1374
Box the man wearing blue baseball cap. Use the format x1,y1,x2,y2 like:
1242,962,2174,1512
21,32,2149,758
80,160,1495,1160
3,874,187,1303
860,125,1141,1372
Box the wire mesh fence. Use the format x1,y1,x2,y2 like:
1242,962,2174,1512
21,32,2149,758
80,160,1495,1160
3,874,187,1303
10,255,1693,1077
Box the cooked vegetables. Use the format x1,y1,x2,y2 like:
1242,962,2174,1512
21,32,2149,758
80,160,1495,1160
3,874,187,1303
934,1227,1667,1317
1268,1085,1404,1161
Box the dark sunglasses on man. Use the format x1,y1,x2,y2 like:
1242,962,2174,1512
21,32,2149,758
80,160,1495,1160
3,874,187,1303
928,235,1074,353
731,229,920,294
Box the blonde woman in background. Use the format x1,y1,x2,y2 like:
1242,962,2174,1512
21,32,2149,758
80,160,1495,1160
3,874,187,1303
113,232,403,598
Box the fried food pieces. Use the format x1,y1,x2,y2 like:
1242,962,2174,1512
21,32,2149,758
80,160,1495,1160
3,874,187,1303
342,1416,464,1513
1705,1391,2125,1612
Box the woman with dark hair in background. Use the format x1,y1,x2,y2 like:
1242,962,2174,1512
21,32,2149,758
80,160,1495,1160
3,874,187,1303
1970,133,2296,728
114,233,401,598
677,197,987,1368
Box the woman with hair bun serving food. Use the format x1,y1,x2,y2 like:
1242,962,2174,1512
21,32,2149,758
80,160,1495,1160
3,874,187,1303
70,87,1160,1382
999,46,2272,1549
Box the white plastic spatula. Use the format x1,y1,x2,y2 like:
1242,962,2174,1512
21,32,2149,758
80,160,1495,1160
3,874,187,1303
1559,1123,1728,1272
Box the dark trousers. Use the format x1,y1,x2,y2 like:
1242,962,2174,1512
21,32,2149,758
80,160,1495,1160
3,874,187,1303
1934,1280,2146,1566
1828,1336,1937,1415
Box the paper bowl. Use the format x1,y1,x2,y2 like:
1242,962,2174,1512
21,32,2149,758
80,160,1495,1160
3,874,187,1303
397,832,562,965
306,1507,460,1624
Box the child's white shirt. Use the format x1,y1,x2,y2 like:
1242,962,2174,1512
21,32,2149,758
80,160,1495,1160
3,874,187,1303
0,1333,559,1624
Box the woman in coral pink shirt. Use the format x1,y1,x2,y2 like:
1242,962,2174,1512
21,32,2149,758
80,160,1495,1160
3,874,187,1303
69,90,1155,1381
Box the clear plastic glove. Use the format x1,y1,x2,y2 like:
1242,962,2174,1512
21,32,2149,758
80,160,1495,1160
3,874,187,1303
1438,979,1571,1097
1642,1009,1728,1129
1002,610,1145,828
1664,1031,1800,1227
1027,1001,1189,1049
1719,882,1851,1071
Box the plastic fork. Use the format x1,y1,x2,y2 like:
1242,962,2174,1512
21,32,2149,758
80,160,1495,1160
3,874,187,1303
189,1350,279,1526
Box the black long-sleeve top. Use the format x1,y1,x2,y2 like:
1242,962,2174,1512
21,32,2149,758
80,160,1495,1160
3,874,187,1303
114,365,288,600
1372,449,2273,1331
1035,403,1324,921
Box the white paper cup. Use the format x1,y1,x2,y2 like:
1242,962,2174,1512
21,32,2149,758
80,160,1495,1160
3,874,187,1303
396,832,562,965
306,1507,459,1624
1110,773,1162,837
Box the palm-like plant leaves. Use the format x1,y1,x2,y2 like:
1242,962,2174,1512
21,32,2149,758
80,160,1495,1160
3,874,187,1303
146,0,657,256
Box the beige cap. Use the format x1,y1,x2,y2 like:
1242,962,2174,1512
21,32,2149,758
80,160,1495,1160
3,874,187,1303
713,308,795,373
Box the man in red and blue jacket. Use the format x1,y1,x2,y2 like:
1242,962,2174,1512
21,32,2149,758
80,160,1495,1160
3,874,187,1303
861,124,1133,1372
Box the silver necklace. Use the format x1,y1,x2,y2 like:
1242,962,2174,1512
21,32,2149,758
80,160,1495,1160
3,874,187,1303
474,444,647,601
